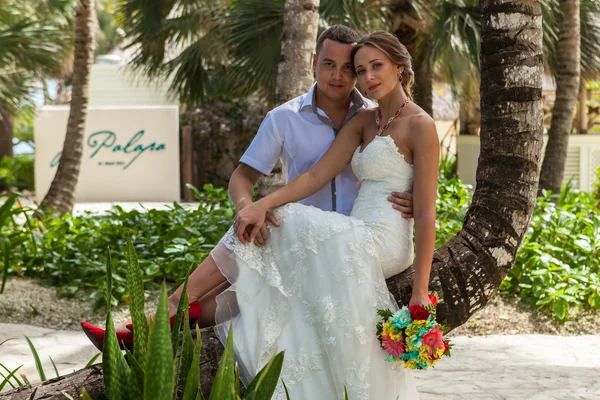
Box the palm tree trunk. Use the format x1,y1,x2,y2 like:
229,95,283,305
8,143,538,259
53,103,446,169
258,0,320,198
275,0,320,105
387,0,544,329
38,0,96,215
0,106,14,162
391,1,433,116
577,81,587,133
539,0,581,194
412,41,433,116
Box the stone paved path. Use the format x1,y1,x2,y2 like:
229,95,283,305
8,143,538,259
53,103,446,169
1,324,599,399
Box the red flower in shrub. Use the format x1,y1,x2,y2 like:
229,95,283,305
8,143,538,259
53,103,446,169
408,304,430,320
428,294,438,306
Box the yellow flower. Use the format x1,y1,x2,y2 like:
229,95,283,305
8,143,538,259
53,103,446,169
404,360,417,370
382,321,393,336
412,320,428,328
419,348,431,364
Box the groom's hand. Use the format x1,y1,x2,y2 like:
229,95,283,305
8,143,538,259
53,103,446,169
249,211,279,246
389,181,414,219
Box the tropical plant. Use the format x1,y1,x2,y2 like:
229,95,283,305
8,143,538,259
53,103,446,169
99,237,286,399
116,0,389,106
0,336,100,391
594,166,600,200
502,185,600,322
0,193,41,295
0,0,73,161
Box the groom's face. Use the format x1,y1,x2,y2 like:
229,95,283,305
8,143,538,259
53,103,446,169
313,39,357,103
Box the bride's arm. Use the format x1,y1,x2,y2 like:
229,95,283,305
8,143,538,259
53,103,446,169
234,111,366,243
409,114,440,306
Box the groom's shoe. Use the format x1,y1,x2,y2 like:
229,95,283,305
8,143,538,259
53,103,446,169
80,321,134,352
125,301,203,332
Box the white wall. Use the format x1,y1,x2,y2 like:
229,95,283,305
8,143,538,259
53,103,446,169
88,64,177,107
457,134,600,192
35,106,180,202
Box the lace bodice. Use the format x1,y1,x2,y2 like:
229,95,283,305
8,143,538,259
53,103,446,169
350,135,415,278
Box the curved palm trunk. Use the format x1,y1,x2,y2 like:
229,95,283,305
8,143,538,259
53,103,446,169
38,0,96,215
539,0,581,193
258,0,319,198
387,0,544,329
0,106,14,162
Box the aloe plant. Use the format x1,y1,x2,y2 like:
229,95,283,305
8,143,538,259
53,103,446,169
97,237,287,399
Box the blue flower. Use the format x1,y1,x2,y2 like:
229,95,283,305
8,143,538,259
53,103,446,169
392,309,412,330
401,350,419,361
409,334,422,349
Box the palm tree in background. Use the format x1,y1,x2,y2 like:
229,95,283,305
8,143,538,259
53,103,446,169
38,0,97,215
0,0,72,162
539,0,581,193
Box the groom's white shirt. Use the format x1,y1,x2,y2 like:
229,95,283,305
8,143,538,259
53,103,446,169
240,83,375,216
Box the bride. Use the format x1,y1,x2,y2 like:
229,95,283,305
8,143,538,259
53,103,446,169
85,31,438,399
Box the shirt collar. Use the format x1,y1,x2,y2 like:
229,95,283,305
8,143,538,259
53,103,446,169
299,83,367,114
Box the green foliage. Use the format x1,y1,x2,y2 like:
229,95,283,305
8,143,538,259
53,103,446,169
501,186,600,322
4,185,234,309
435,154,472,248
97,235,286,400
0,155,35,192
593,166,600,200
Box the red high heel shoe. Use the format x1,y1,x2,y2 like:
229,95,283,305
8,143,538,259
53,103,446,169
125,301,202,332
81,321,134,352
81,302,202,352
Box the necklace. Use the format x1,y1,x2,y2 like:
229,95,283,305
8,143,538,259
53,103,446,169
376,99,409,136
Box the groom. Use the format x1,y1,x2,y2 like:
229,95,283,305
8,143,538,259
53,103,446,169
229,25,414,245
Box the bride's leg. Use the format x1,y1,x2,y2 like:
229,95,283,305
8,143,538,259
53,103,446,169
195,280,231,328
167,255,227,315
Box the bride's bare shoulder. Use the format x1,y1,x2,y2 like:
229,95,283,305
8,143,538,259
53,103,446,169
353,108,377,125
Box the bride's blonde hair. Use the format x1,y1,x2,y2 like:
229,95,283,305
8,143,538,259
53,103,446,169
351,31,415,101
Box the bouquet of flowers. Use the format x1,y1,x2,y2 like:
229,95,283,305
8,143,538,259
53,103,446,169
376,294,452,370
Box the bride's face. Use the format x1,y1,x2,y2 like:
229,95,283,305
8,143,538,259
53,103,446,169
354,45,402,100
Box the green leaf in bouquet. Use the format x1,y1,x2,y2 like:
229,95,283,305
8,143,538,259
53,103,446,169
144,282,174,400
209,322,236,400
126,236,148,369
182,326,203,400
376,309,393,320
244,351,285,400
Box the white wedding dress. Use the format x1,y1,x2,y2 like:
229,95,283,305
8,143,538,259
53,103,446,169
212,135,419,400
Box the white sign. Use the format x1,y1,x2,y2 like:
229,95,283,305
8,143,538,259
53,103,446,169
35,106,180,202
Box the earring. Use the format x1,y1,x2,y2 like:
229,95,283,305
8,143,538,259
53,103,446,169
398,75,403,83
